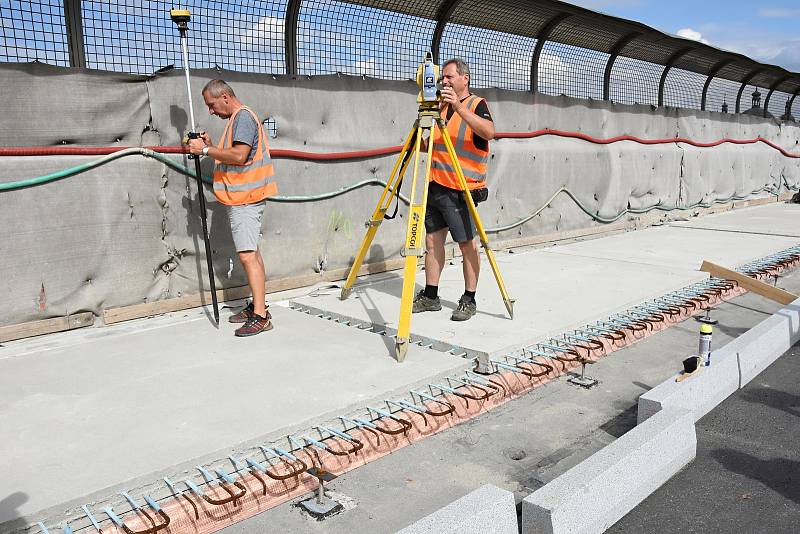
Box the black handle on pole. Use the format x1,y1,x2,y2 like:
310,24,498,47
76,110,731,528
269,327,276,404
188,132,220,324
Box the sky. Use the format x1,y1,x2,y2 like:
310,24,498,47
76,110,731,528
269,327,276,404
567,0,800,72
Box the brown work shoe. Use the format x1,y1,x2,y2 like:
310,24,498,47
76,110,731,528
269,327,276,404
229,301,271,324
234,312,273,337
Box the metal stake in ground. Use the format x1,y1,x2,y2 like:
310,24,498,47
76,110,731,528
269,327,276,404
170,8,219,325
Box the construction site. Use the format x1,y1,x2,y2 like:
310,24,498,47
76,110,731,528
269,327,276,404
1,1,800,533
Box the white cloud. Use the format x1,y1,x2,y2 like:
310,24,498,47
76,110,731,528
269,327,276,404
237,16,285,49
758,8,800,18
676,28,710,45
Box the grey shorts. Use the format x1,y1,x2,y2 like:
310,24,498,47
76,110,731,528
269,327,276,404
425,181,476,243
227,200,266,252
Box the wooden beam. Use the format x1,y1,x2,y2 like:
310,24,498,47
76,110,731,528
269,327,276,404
0,312,94,343
700,260,799,305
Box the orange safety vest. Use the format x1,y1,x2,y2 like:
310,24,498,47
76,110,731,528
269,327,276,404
212,106,277,206
430,95,489,191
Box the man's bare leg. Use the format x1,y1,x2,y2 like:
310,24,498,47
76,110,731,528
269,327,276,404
239,249,266,317
459,238,480,292
425,228,448,286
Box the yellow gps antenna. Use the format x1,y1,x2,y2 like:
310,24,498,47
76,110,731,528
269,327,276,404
170,7,220,325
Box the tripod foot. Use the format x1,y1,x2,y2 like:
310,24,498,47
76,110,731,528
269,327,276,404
340,287,353,300
395,339,409,363
504,298,516,320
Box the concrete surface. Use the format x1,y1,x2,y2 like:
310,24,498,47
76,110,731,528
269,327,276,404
611,343,800,534
672,201,800,238
292,250,707,359
395,484,517,534
521,407,696,534
219,259,800,534
4,203,800,532
0,306,465,528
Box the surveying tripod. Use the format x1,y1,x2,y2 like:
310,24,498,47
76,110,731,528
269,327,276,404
340,54,515,362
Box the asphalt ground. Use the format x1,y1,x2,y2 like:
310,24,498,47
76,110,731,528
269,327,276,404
610,344,800,534
220,256,800,533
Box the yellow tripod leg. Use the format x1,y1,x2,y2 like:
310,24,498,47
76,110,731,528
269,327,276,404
395,125,432,362
340,126,418,300
437,119,515,318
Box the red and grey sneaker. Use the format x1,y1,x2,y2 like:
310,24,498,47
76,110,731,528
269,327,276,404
228,301,253,324
234,312,273,337
229,302,271,324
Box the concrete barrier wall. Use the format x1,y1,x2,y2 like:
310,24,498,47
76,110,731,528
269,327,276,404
521,407,696,534
2,62,799,326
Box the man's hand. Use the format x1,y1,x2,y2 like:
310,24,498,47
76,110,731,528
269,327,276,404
440,86,462,111
187,137,205,155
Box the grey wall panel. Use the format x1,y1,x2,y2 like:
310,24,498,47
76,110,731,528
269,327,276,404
1,65,799,328
0,157,167,325
0,63,150,147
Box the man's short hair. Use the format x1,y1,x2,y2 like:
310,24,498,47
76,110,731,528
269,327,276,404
202,79,236,98
443,58,470,84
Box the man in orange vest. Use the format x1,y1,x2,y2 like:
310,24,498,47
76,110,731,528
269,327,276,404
187,79,278,336
413,59,495,321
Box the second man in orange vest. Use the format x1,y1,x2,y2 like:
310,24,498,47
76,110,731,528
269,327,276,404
413,58,495,321
187,79,278,336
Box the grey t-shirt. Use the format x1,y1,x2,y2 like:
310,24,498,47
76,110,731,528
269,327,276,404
231,109,259,162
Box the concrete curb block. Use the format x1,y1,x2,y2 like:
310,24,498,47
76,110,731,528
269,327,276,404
521,407,696,534
396,484,518,534
638,298,800,423
637,345,740,424
730,300,800,386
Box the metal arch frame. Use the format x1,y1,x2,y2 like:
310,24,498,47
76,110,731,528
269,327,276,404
431,0,463,64
735,68,766,113
284,0,302,75
789,88,800,118
657,47,695,107
701,58,735,111
529,12,571,93
603,32,641,101
63,0,86,68
763,75,794,118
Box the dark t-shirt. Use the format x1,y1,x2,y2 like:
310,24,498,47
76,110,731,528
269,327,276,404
231,109,259,162
445,95,493,151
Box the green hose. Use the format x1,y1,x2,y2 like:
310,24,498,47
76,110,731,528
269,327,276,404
0,148,793,232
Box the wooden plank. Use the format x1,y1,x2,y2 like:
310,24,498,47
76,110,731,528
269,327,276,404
0,312,94,343
700,260,799,305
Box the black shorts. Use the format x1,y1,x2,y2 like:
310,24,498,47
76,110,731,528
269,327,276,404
425,181,476,243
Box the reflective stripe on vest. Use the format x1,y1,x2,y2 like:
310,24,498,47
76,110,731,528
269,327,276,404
430,95,489,191
212,106,277,206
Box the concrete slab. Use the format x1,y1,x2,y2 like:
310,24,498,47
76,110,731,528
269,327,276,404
671,203,800,238
543,223,799,271
395,484,518,534
521,407,696,534
0,306,466,526
291,250,707,359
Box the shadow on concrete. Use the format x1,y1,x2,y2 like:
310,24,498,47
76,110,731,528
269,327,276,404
0,492,28,531
712,449,800,504
599,403,638,438
739,387,800,418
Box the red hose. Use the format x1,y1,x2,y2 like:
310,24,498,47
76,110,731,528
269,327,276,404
0,128,798,158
